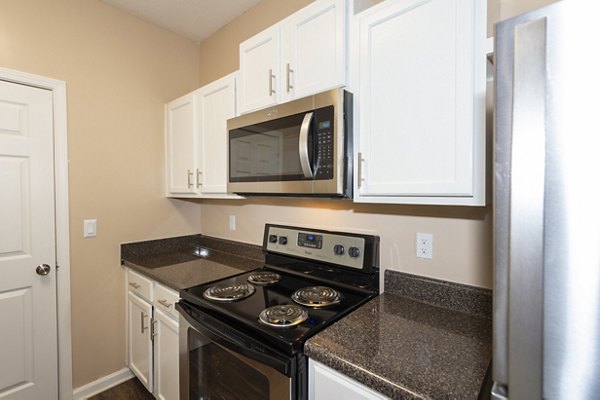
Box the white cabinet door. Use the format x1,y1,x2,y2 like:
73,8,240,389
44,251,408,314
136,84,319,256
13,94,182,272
239,25,280,113
196,73,237,195
153,310,179,400
165,92,198,195
282,0,346,101
239,0,347,113
127,291,153,392
309,360,388,400
353,0,486,205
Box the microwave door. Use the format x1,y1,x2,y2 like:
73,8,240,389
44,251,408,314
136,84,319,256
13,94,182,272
229,114,310,184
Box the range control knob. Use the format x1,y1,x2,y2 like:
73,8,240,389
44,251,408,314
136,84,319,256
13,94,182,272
278,236,288,245
348,247,361,258
268,234,278,243
333,244,345,256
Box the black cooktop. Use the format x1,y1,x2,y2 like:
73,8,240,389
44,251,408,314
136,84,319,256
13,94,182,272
180,266,375,355
179,224,380,356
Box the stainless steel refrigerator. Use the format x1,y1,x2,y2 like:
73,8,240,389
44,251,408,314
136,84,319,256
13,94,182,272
493,1,600,399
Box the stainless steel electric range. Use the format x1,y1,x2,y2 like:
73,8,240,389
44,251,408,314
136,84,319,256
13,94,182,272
176,224,380,400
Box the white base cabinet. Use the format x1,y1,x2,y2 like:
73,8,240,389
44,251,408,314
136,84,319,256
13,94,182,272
352,0,487,205
126,269,179,400
153,309,179,400
127,291,153,391
309,359,389,400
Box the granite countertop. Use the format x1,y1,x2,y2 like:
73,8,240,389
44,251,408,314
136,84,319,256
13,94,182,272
121,234,265,291
305,270,492,399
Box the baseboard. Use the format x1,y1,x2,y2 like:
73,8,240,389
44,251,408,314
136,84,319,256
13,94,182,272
72,367,134,400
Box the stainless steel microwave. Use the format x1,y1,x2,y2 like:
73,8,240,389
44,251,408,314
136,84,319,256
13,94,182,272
227,89,352,197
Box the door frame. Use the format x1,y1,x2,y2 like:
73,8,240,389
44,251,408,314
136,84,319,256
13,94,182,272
0,67,72,399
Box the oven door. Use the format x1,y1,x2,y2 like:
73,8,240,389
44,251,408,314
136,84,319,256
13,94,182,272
177,302,295,400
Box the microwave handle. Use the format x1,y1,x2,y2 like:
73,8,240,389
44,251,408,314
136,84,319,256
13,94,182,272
299,112,314,178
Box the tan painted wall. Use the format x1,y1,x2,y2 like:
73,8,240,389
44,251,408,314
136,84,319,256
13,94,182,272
197,0,313,87
0,0,202,388
0,0,560,390
195,0,561,290
489,0,560,34
196,0,494,290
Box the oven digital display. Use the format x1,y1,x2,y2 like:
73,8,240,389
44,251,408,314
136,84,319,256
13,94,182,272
297,233,323,249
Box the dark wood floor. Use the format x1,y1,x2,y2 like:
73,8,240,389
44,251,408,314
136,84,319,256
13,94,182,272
89,377,154,400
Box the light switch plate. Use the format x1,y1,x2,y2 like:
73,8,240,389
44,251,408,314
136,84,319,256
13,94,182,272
84,219,97,238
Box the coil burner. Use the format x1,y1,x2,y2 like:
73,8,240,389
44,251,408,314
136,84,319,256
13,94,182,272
292,286,341,308
258,304,309,328
203,282,255,302
247,271,282,285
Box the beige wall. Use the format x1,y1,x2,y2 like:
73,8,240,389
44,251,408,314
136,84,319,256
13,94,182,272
196,0,494,290
197,0,313,87
0,0,561,391
489,0,560,34
0,0,203,389
195,0,561,290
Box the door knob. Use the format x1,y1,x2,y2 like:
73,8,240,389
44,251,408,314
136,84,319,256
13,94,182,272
36,264,51,276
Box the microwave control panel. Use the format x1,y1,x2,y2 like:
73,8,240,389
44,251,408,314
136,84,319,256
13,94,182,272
314,106,334,179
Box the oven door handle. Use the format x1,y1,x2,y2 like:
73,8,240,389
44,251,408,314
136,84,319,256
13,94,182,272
177,302,292,376
299,112,314,179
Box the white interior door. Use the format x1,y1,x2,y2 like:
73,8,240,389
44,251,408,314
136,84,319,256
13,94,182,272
0,80,58,399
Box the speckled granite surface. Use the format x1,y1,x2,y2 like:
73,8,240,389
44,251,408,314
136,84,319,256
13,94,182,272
305,270,492,399
121,235,265,291
385,270,492,319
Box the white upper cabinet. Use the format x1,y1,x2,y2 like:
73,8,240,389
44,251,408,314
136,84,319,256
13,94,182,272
165,92,197,195
238,0,347,114
165,73,241,199
281,0,346,101
238,25,280,113
352,0,487,205
197,73,238,196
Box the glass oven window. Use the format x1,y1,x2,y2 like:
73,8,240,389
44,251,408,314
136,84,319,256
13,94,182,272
187,328,290,400
190,342,269,400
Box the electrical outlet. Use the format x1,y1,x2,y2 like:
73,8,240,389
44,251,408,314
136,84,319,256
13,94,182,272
229,215,236,231
416,233,433,259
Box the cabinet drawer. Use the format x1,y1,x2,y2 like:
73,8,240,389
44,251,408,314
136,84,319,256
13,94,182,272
127,269,153,301
154,283,179,319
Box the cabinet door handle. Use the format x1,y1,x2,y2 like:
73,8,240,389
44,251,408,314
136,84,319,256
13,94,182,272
157,299,172,308
187,169,193,189
129,282,141,289
151,319,158,338
357,152,365,188
268,69,275,96
196,169,202,188
140,312,148,334
286,63,293,92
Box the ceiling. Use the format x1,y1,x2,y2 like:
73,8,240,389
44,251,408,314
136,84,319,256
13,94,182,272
100,0,262,43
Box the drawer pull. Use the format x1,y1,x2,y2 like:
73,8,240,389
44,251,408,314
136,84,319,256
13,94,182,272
158,299,172,308
129,282,141,289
